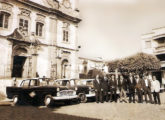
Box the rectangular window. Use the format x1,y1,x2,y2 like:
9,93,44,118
36,22,44,37
145,41,151,48
0,13,3,27
19,18,28,35
63,30,69,42
0,12,10,28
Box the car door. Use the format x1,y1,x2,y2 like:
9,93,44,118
21,80,32,101
29,79,40,99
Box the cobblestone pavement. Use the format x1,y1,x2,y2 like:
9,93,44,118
0,93,165,120
54,93,165,120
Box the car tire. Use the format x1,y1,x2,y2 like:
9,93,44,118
79,93,87,103
44,95,53,107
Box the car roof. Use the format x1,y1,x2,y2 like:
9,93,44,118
23,78,51,81
55,79,70,81
23,78,39,80
79,79,94,82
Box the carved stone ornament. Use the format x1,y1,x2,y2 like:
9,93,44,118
36,14,45,23
62,0,71,9
46,0,58,9
0,2,12,12
19,8,31,17
63,22,69,28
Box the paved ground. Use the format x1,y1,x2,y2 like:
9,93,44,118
55,102,165,120
0,93,165,120
0,106,99,120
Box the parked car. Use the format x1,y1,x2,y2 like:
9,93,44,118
54,79,95,103
6,78,78,107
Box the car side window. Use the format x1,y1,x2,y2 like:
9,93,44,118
22,80,30,87
30,79,38,87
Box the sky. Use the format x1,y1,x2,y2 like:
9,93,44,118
77,0,165,61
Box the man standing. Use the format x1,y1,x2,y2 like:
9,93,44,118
151,76,161,105
102,75,109,102
109,75,117,102
142,75,153,103
93,74,103,103
127,73,136,103
135,74,143,103
118,75,128,103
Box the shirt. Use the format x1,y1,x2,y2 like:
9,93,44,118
96,78,100,84
136,78,139,83
145,79,148,87
151,80,160,92
130,77,133,83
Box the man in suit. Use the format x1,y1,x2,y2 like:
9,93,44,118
135,74,143,103
109,75,117,102
142,75,153,103
151,76,161,104
127,73,136,103
102,75,109,102
93,74,103,103
118,75,128,103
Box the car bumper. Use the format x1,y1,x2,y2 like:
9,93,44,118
52,95,78,100
86,93,95,98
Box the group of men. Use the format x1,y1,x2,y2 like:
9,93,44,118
93,73,161,105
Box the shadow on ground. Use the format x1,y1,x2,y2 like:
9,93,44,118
0,101,100,120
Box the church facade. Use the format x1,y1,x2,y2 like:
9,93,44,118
0,0,81,79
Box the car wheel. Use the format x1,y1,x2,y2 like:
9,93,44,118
79,93,87,103
44,95,53,107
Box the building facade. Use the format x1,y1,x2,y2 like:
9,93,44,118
78,57,108,78
0,0,81,79
141,27,165,84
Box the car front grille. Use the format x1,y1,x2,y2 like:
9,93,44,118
59,90,75,96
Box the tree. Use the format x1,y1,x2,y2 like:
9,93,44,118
108,52,161,76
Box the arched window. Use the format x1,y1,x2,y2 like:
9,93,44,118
0,11,10,28
36,22,44,37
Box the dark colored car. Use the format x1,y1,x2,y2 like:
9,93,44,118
54,79,95,103
6,78,78,107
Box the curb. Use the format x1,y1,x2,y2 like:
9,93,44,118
0,100,12,106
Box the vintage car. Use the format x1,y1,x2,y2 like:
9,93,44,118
54,79,95,103
6,78,78,106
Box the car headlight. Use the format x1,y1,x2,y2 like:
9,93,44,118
57,87,60,92
57,92,60,97
75,87,78,91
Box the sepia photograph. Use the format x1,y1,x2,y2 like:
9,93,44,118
0,0,165,120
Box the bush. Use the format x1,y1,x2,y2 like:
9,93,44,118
0,92,6,101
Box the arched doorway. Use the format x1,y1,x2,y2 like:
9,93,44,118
12,47,28,77
61,59,70,78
